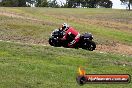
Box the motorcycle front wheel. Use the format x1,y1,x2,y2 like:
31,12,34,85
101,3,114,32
82,40,96,51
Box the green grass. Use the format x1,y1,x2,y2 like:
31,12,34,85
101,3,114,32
0,7,132,88
0,7,132,45
0,41,132,88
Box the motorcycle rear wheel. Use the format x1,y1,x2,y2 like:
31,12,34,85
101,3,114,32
48,37,61,47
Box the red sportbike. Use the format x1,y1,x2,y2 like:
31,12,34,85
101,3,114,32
49,29,96,51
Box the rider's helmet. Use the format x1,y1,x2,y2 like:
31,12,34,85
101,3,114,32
61,23,69,31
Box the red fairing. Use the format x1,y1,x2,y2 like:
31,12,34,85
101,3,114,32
63,27,80,47
63,27,79,40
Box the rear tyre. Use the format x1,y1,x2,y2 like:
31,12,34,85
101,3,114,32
48,37,61,47
49,37,54,46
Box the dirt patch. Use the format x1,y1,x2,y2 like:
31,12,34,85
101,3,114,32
0,34,49,45
96,43,132,55
0,11,26,19
48,14,132,31
0,11,57,26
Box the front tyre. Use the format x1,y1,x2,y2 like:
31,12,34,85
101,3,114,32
88,41,96,51
82,40,96,51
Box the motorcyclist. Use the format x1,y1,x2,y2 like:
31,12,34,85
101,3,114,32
60,23,80,48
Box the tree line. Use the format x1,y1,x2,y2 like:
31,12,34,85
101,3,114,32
0,0,113,8
0,0,27,7
0,0,131,10
66,0,113,8
120,0,132,10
